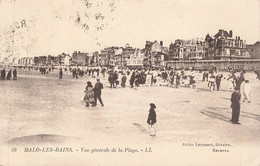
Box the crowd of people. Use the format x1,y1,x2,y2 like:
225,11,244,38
1,64,257,132
99,67,198,89
0,68,17,80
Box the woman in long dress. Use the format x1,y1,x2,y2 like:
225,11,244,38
84,81,95,107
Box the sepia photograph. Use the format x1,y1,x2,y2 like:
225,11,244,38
0,0,260,165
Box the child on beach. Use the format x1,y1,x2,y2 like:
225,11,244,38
147,103,157,136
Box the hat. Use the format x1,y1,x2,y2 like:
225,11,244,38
150,103,156,108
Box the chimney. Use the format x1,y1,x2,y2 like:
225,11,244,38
238,36,240,40
160,41,163,46
219,29,224,36
229,30,232,37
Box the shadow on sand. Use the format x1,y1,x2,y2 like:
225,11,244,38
208,106,229,111
6,134,79,145
223,111,260,122
133,123,149,133
200,110,232,124
196,88,211,92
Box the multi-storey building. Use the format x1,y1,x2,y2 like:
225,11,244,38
33,56,47,65
87,51,99,67
169,40,184,60
144,40,167,66
72,51,88,65
126,48,145,67
247,41,260,59
154,52,168,67
47,55,60,66
169,38,206,61
99,47,119,67
71,51,99,66
205,29,250,60
59,53,71,66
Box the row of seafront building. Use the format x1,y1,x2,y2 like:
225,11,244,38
2,29,260,69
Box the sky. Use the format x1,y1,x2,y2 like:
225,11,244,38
0,0,259,57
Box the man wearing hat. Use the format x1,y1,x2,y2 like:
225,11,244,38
93,78,104,107
230,86,241,124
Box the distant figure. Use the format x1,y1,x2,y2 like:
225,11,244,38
146,73,153,86
108,73,115,88
59,68,63,79
208,74,215,91
13,69,17,80
93,79,104,107
101,68,106,78
147,103,157,136
114,71,119,87
205,71,209,82
215,74,223,91
176,73,180,88
6,70,12,80
255,70,260,80
236,71,245,89
130,72,135,88
202,72,206,81
72,68,76,78
1,69,6,80
227,72,236,91
230,87,241,124
121,74,127,88
84,81,95,107
243,80,251,103
97,68,100,77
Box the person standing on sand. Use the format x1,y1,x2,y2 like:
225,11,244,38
6,70,12,80
1,69,6,80
243,80,251,103
130,72,135,88
230,87,241,124
13,69,17,80
147,103,157,136
215,74,223,91
93,79,104,107
59,68,63,80
108,72,115,88
121,73,127,88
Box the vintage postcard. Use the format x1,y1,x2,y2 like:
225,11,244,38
0,0,259,165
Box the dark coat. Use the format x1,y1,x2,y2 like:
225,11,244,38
231,91,241,123
6,70,12,80
121,75,127,82
13,69,17,77
147,108,157,125
231,91,241,108
108,74,114,83
93,82,103,95
216,75,222,84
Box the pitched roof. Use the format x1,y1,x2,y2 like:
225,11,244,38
214,29,231,38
